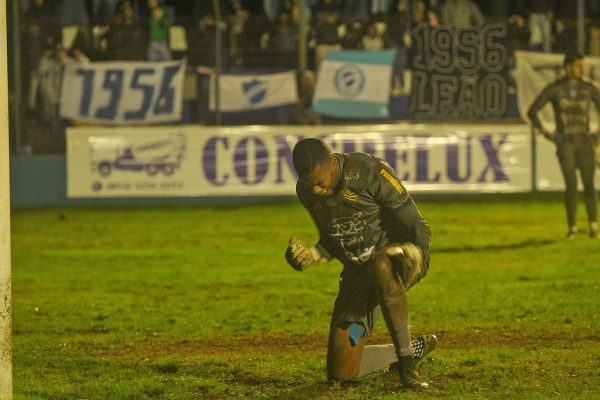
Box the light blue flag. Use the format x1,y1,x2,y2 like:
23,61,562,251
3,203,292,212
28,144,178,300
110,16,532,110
312,50,396,118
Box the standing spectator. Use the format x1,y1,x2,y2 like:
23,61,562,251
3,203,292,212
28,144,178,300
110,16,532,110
387,0,411,95
22,0,61,108
62,0,91,25
370,0,393,20
23,0,61,36
106,0,147,60
23,22,53,113
412,0,439,28
341,20,364,50
441,0,485,28
312,0,338,16
146,0,172,61
342,0,369,22
527,52,600,239
228,2,251,68
86,0,121,26
313,0,342,69
361,22,389,51
528,0,554,52
506,13,531,56
268,10,299,69
37,45,73,152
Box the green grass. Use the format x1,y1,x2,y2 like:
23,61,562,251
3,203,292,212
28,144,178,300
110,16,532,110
10,196,600,399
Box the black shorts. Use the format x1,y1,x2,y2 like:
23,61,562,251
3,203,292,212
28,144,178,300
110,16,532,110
330,244,428,334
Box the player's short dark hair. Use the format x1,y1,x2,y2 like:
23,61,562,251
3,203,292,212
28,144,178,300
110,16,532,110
293,138,332,176
564,51,583,67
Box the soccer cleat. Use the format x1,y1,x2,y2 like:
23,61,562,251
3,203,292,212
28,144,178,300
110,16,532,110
390,334,438,374
412,334,438,363
397,356,429,390
590,230,599,239
566,230,577,239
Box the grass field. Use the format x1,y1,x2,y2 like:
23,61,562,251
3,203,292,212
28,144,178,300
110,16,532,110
10,195,600,399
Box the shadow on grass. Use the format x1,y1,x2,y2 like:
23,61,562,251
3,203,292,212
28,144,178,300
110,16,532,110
260,374,421,400
436,238,558,253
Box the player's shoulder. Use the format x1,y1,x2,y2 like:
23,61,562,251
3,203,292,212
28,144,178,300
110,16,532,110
580,79,600,91
341,152,394,185
342,152,381,176
343,152,382,167
544,77,567,92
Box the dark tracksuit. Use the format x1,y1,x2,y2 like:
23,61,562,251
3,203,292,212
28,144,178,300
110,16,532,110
527,76,600,229
296,152,432,331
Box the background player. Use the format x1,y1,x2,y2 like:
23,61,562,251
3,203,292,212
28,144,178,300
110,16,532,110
527,52,600,239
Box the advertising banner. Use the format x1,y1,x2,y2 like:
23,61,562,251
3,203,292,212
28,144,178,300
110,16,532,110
67,124,534,198
60,60,186,125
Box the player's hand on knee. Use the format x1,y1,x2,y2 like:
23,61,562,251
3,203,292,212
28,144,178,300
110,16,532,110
285,237,320,271
386,242,422,270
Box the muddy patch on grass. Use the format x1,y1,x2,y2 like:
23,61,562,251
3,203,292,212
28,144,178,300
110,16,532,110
86,326,598,361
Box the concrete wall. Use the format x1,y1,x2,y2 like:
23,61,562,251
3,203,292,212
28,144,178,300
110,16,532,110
10,155,285,208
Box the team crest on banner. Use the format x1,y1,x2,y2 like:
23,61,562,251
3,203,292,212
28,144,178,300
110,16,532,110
313,50,396,119
334,65,365,97
243,79,268,105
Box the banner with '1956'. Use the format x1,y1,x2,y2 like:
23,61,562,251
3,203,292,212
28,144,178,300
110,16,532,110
60,60,186,125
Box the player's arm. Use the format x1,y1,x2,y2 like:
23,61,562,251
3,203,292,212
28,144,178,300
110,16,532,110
590,84,600,142
285,185,333,272
372,161,432,260
527,85,554,139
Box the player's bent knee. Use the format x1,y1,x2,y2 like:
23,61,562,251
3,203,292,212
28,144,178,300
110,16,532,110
370,251,394,277
327,363,359,381
370,246,407,285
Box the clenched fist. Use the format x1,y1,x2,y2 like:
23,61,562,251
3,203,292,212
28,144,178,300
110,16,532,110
285,237,318,271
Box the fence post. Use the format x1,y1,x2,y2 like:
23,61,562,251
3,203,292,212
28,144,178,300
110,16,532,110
531,126,537,193
0,0,14,398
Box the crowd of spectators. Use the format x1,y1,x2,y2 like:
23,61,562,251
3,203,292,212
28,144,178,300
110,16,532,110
19,0,592,72
12,0,599,153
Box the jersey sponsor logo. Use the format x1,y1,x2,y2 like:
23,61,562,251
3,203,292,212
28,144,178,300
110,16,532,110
342,188,358,204
349,245,375,264
379,168,404,193
329,212,367,238
329,212,373,264
344,169,360,181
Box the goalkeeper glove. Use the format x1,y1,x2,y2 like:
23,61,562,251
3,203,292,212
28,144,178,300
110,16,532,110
285,237,322,271
385,242,423,271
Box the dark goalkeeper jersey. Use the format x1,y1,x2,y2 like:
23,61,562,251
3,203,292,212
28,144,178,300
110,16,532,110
527,76,600,135
296,152,432,268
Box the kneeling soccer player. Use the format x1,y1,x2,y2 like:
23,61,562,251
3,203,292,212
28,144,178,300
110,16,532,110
285,138,437,389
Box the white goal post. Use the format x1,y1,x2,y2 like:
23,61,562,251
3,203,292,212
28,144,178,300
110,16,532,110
0,0,13,398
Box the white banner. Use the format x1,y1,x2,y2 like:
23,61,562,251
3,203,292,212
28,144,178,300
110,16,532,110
60,60,186,125
209,70,298,112
67,124,535,198
514,51,600,130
